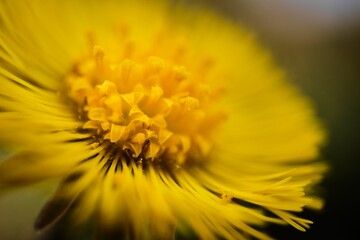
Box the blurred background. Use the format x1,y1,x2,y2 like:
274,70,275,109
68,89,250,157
203,0,360,239
1,0,359,239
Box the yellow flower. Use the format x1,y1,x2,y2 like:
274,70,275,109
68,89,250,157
0,0,327,239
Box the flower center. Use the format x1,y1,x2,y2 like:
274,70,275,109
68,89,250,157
65,40,225,170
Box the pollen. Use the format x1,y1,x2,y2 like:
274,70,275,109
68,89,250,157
66,41,225,170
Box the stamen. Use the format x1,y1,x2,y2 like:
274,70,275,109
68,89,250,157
93,45,105,69
66,35,225,171
179,96,200,110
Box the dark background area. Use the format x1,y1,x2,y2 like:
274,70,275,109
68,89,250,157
266,27,360,240
208,1,360,239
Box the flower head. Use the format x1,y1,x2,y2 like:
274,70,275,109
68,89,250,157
0,0,327,239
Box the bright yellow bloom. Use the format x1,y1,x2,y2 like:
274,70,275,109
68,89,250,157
0,0,327,239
